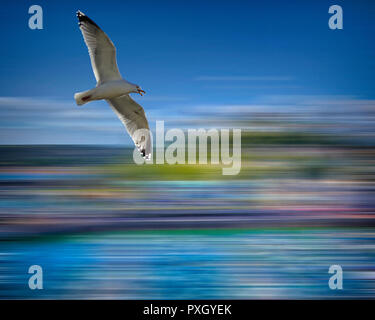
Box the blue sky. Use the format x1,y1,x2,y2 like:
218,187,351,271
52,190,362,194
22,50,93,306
0,0,374,144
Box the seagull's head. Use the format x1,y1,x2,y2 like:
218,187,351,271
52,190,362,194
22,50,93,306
133,85,146,96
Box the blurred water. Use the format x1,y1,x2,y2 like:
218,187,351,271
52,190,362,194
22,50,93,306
0,145,375,299
1,229,375,299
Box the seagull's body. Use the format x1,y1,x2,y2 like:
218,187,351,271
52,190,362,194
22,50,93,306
75,10,151,159
75,79,136,105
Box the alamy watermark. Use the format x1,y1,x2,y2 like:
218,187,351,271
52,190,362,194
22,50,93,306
133,121,242,176
328,5,343,30
28,265,43,290
28,4,343,31
328,264,343,290
28,5,43,30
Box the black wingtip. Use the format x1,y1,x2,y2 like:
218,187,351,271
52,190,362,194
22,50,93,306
76,10,101,29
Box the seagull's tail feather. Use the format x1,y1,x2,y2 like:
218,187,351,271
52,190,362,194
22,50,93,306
74,90,92,106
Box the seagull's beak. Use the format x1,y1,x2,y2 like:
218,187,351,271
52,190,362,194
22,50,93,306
137,88,146,96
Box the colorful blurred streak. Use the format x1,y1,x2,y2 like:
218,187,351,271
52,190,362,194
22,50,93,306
0,142,374,299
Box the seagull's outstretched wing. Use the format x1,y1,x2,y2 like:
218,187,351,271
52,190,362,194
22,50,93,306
106,95,152,159
77,10,121,83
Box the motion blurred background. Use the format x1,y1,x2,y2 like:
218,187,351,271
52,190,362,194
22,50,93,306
0,0,375,298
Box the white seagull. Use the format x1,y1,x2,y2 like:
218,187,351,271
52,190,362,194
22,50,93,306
74,10,151,159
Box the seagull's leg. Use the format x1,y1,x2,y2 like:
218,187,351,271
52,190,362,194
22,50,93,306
82,95,92,102
74,89,95,106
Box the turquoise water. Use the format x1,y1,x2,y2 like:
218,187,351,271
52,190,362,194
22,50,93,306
1,229,375,299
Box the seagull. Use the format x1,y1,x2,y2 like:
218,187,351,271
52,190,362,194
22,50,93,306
74,10,151,159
